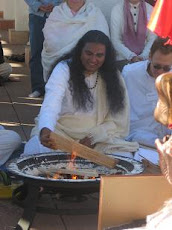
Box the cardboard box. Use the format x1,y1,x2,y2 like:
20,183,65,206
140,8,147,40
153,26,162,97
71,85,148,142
8,29,29,45
98,175,172,230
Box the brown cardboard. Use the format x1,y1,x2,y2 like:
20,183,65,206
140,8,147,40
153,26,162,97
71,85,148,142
98,175,172,230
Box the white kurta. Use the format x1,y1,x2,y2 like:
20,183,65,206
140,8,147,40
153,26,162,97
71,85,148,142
0,126,21,166
110,0,156,61
122,60,171,149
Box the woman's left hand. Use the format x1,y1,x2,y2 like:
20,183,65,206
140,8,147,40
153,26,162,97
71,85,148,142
79,136,95,149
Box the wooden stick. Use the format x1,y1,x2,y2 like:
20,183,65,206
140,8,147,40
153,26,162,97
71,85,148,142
49,132,118,169
38,167,98,178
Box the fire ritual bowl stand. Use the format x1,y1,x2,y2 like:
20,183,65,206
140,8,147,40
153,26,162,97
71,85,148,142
7,153,144,230
13,180,99,230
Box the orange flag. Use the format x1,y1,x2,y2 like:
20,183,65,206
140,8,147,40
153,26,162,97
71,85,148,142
148,0,172,44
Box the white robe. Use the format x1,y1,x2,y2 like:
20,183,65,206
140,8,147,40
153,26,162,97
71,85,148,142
42,2,109,81
122,60,171,149
0,126,21,165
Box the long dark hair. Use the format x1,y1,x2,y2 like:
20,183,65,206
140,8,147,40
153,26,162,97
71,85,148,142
51,30,125,114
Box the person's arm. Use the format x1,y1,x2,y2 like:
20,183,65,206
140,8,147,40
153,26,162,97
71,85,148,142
0,41,5,64
110,4,136,61
139,4,157,60
38,62,69,133
24,0,42,13
24,0,62,13
139,30,156,60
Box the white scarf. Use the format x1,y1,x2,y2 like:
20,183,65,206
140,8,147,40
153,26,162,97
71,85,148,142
42,2,109,81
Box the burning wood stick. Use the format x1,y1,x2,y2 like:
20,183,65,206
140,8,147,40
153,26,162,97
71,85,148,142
38,167,98,178
49,132,118,169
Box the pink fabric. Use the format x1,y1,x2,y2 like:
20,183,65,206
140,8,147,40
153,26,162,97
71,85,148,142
123,0,147,55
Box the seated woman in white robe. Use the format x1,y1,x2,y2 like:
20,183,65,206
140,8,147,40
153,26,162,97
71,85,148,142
0,125,21,166
42,0,109,82
24,30,139,157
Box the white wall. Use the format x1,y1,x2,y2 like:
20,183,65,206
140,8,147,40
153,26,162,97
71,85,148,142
0,0,28,30
2,0,15,20
0,0,5,13
15,0,29,31
88,0,120,25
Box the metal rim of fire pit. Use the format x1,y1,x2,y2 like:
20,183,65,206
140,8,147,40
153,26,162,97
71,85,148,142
6,152,144,184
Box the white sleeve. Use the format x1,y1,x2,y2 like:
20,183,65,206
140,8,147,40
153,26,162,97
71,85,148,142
139,30,156,60
139,3,157,60
38,62,69,132
121,65,128,80
110,4,136,60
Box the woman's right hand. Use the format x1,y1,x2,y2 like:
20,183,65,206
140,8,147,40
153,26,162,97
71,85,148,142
40,127,56,149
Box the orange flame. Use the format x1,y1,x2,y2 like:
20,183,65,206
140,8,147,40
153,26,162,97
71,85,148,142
53,173,60,179
72,175,78,180
68,151,77,170
69,152,77,179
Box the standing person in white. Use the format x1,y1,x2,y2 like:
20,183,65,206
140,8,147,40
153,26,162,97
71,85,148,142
122,37,172,163
110,0,156,71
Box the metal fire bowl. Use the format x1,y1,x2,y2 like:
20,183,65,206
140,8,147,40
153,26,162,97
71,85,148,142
6,152,144,194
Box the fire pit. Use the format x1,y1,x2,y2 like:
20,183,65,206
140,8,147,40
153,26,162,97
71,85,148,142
6,152,144,230
7,152,144,193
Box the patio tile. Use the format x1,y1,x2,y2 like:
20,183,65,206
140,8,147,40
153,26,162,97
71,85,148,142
62,214,98,230
31,213,66,230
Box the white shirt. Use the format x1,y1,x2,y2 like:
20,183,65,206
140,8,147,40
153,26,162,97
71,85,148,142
130,2,139,32
122,61,171,148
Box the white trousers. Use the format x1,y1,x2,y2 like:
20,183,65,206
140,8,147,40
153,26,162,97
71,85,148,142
0,62,12,80
0,126,22,165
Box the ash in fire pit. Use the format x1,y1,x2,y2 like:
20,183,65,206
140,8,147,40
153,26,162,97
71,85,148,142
7,152,144,183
